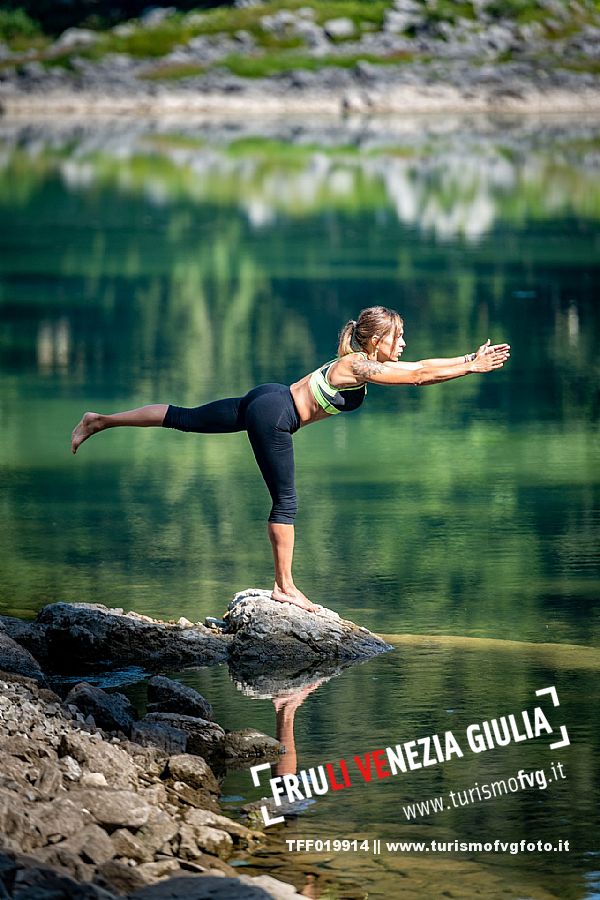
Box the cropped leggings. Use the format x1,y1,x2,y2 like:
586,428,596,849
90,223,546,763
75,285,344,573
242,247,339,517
162,383,301,525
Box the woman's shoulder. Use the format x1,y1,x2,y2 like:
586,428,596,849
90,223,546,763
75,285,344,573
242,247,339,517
328,352,369,386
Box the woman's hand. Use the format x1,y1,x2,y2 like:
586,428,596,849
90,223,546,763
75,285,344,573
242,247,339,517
470,338,511,372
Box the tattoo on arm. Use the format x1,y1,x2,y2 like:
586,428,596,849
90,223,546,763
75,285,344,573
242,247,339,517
350,357,385,379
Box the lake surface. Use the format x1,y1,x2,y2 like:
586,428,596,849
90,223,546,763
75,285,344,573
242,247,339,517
0,114,598,898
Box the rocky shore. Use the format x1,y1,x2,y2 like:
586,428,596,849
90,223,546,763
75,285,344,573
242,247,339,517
0,670,301,898
2,0,600,116
0,594,390,896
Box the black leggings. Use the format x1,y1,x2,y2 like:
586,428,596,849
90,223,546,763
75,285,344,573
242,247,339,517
163,383,301,525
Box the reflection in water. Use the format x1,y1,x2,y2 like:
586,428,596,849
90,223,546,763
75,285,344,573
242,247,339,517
37,318,71,371
1,115,599,899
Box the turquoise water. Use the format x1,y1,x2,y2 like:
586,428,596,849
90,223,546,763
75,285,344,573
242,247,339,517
0,117,598,898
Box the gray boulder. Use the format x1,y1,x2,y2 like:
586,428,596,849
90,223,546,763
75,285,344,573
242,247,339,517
53,28,100,50
129,875,275,898
65,683,137,734
2,851,117,898
144,714,225,759
0,628,46,684
67,788,152,829
57,732,139,788
166,754,220,793
223,729,282,762
139,7,176,27
147,676,214,721
131,720,188,755
33,603,230,671
323,18,355,40
226,589,392,665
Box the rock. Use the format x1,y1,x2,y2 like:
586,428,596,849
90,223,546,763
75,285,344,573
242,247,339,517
241,874,303,898
58,732,138,788
226,590,392,665
136,859,182,882
147,676,214,721
110,828,154,863
65,683,137,734
144,714,225,759
34,602,230,672
60,755,83,781
112,23,136,37
81,773,108,788
135,808,179,856
260,11,298,37
32,759,63,799
131,721,188,755
56,823,116,866
0,629,46,684
140,8,177,28
129,875,276,898
323,18,355,40
292,20,329,50
69,788,152,829
28,797,87,844
180,824,233,860
8,853,117,898
54,28,100,50
183,809,256,847
95,858,148,893
223,729,282,761
384,9,424,34
0,789,28,848
166,755,220,794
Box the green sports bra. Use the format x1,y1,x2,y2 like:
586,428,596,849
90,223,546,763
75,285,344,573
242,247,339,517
309,353,368,416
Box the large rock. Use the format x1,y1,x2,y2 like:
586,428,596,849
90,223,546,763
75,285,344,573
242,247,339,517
131,720,188,755
183,809,257,848
147,676,214,721
67,788,152,829
1,851,117,898
64,683,137,734
32,603,230,671
144,715,224,759
226,590,392,665
129,875,277,898
165,754,219,794
57,732,139,789
0,617,49,668
222,729,282,762
0,629,46,684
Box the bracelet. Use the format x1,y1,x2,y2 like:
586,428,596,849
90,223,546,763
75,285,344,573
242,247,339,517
464,352,476,363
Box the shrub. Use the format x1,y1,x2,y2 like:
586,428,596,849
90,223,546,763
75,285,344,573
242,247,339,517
0,8,41,42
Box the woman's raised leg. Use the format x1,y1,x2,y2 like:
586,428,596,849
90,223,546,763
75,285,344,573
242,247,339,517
71,405,168,454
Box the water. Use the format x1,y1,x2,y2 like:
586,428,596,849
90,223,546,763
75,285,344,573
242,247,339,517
0,115,598,898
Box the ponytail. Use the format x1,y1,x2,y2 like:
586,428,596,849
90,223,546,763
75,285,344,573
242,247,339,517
337,320,357,357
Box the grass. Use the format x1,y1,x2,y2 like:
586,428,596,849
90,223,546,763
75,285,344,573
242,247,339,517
141,48,416,80
3,0,598,79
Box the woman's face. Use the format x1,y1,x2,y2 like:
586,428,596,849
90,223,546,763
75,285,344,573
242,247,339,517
375,325,406,361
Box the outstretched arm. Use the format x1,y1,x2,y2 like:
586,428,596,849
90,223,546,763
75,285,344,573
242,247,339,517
350,339,510,386
419,340,511,368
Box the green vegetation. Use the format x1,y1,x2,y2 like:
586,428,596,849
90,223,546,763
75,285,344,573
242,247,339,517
2,0,600,78
141,48,415,80
0,7,49,51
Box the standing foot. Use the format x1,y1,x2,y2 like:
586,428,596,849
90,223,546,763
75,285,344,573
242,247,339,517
271,583,317,613
71,412,104,454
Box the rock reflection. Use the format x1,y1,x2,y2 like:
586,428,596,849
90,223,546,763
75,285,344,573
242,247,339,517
37,317,71,371
2,116,600,242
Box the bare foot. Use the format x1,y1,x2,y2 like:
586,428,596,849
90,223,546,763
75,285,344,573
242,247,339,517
271,583,317,613
71,412,104,454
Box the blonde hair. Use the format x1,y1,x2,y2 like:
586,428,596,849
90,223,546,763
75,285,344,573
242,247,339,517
337,306,403,357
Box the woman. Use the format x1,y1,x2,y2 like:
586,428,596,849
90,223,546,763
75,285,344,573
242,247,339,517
71,306,510,613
